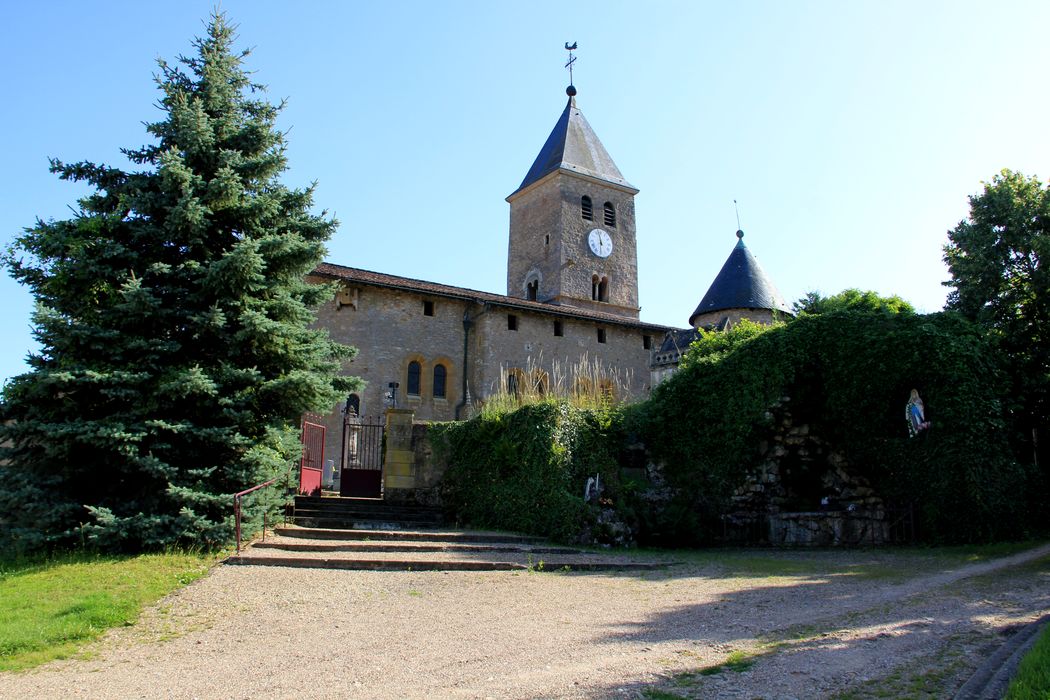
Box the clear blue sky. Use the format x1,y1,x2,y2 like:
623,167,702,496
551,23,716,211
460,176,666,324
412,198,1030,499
2,1,1048,385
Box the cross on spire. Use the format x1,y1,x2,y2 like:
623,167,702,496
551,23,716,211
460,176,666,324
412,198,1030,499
564,41,578,86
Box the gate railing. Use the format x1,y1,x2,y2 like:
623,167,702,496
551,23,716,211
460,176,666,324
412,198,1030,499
343,414,385,470
233,470,289,554
341,415,386,498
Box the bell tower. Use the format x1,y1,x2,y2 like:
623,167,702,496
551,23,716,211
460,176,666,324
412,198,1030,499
506,83,640,319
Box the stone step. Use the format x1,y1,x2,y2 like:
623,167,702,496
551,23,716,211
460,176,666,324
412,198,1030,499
226,556,666,572
234,527,672,571
272,525,544,544
293,496,442,514
292,507,442,521
294,499,440,512
289,516,444,531
250,540,581,555
228,547,668,572
291,496,445,532
226,555,530,571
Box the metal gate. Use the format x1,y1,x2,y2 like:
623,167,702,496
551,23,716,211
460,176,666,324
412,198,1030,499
299,420,326,496
340,415,385,498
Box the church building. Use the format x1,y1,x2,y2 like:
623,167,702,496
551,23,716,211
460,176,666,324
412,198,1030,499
308,78,790,470
310,84,668,426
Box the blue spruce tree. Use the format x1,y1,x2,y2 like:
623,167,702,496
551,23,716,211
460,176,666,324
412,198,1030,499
0,13,361,552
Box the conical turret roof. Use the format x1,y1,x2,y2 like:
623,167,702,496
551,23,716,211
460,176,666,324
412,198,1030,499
508,88,637,199
689,230,791,328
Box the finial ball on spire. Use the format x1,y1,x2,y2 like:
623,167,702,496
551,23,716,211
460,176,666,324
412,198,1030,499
566,85,577,97
736,229,745,239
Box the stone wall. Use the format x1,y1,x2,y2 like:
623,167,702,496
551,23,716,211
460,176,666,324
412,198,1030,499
690,307,781,330
722,396,896,546
473,305,654,403
308,274,661,467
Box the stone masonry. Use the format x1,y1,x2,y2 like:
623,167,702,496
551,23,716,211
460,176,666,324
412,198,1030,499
507,173,639,317
308,264,668,471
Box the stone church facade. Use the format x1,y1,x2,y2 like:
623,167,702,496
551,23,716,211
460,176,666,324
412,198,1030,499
308,83,790,470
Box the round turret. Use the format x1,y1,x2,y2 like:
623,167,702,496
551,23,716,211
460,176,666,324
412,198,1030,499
688,230,792,329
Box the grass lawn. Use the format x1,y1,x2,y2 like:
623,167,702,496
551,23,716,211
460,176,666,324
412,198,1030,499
1005,620,1050,700
0,551,214,672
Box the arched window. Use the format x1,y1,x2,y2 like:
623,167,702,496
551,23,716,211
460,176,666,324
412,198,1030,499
581,196,593,221
603,202,616,227
433,364,447,399
530,370,549,397
526,279,539,301
591,275,600,301
572,377,594,401
505,369,523,397
407,361,421,396
598,276,609,302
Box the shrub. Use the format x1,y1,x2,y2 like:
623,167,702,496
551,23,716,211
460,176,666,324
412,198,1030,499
435,402,626,543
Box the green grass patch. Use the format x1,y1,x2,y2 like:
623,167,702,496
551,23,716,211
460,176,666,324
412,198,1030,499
1005,620,1050,700
0,550,213,672
697,650,757,675
641,689,685,700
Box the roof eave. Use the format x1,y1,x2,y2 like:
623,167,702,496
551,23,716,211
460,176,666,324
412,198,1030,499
311,264,671,332
506,166,639,203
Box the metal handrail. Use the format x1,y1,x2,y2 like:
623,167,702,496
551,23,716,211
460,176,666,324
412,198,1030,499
233,467,293,554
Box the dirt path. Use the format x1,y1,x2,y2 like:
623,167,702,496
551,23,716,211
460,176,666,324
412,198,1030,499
2,544,1048,699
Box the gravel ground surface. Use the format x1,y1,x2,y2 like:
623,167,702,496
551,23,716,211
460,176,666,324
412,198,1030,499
2,544,1048,699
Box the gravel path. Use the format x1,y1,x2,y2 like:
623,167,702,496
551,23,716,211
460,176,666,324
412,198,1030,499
2,544,1048,699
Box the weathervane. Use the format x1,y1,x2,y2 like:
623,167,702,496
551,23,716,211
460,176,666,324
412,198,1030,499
564,41,578,87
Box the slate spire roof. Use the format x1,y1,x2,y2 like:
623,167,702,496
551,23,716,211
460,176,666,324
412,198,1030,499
508,87,637,199
688,230,792,328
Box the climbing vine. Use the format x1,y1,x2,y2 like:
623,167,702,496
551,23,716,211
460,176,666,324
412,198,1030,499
434,312,1039,546
434,402,627,543
643,312,1034,543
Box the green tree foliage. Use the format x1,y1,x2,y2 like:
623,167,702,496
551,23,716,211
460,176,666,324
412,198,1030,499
680,318,778,368
0,14,360,552
643,312,1031,544
943,169,1050,464
793,288,916,316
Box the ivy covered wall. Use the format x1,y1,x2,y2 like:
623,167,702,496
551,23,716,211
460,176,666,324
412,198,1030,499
434,312,1043,546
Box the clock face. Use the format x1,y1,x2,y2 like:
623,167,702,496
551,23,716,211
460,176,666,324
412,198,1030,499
588,228,613,258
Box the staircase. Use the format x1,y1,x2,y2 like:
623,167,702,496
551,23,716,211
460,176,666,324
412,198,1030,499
289,495,444,530
226,496,670,572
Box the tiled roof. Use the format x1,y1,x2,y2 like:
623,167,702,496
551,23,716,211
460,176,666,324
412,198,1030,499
688,231,791,327
657,328,700,355
313,262,672,332
508,92,637,199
